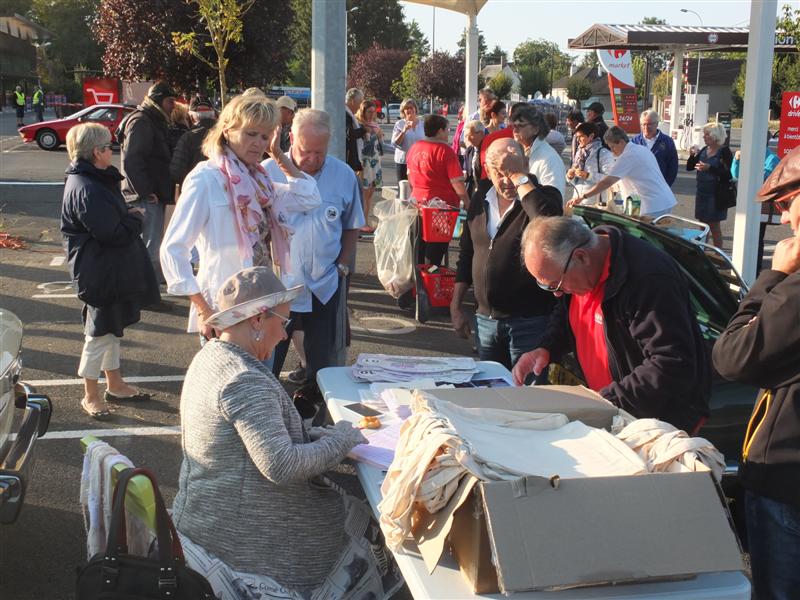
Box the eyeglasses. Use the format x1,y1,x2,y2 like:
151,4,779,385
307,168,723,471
96,143,112,151
774,199,792,213
511,121,532,131
536,239,590,294
267,309,293,330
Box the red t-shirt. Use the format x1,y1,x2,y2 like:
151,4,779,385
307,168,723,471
480,127,514,178
406,140,463,208
569,248,614,392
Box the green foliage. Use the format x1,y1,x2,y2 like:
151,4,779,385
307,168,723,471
566,76,592,102
30,0,103,72
513,38,571,95
407,19,429,57
488,72,513,99
632,54,647,99
391,55,420,99
456,28,487,60
347,0,411,62
579,52,599,70
778,3,800,44
287,0,312,86
639,16,667,25
652,70,672,100
517,65,549,98
732,54,800,117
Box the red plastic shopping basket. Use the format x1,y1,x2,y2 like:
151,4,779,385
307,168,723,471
419,206,459,243
418,265,456,307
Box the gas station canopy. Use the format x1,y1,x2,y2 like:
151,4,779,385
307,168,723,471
568,24,798,53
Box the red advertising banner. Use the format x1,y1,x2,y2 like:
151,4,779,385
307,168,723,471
778,91,800,158
83,78,120,106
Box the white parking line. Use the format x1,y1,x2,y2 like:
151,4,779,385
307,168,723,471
27,372,294,387
49,256,65,266
0,180,63,185
31,293,76,299
35,426,181,441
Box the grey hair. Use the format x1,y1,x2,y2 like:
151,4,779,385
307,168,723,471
703,122,727,145
479,87,496,100
640,109,659,125
66,122,111,162
465,119,484,134
521,216,596,265
509,104,549,139
604,125,629,145
345,88,364,103
292,108,331,137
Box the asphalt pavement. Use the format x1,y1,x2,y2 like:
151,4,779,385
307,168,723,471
0,111,790,598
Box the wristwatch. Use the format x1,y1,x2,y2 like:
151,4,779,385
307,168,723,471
336,263,350,277
513,174,530,188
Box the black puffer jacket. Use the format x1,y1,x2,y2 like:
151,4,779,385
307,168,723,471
169,119,215,186
540,225,711,432
61,159,159,309
456,179,562,318
713,269,800,507
119,102,173,204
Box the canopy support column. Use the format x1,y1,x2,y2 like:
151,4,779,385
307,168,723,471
732,0,778,285
669,47,684,135
311,0,345,161
465,12,479,117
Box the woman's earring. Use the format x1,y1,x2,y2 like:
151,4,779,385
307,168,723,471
253,330,263,342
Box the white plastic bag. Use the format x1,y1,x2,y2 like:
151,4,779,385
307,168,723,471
373,199,417,298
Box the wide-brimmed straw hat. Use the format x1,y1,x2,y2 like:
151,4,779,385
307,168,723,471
205,267,302,330
756,144,800,203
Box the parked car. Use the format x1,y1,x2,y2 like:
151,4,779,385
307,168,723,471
18,103,136,151
0,308,52,524
386,103,401,122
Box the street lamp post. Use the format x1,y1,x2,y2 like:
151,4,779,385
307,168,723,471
344,6,359,81
681,9,703,125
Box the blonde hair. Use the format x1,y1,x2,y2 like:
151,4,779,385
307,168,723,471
703,122,727,145
202,94,279,160
66,123,111,162
356,99,377,124
399,98,417,116
465,119,484,135
291,108,331,138
171,101,191,128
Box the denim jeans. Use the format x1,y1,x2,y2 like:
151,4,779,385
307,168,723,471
474,313,549,371
131,198,165,282
745,490,800,600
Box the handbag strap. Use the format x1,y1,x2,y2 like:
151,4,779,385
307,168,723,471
106,467,184,564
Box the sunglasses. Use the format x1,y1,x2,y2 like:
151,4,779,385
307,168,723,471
536,239,590,294
267,309,292,331
774,198,794,213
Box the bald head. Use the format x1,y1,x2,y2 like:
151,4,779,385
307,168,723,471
485,138,527,200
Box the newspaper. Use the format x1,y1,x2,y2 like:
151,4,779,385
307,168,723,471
352,354,477,384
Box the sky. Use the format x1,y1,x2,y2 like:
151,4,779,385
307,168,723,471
399,0,789,61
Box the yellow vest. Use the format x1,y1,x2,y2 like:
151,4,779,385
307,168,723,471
14,91,25,106
33,90,43,105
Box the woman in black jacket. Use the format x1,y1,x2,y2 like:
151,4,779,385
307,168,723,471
61,123,159,419
687,122,734,249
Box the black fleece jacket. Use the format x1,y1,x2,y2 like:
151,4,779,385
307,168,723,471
539,225,711,432
455,178,563,318
713,269,800,507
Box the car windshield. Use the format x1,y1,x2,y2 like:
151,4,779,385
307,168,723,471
64,105,101,120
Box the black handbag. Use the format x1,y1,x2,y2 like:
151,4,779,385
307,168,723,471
715,176,738,210
76,467,215,599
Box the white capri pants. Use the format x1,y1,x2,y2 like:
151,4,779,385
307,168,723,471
78,334,121,380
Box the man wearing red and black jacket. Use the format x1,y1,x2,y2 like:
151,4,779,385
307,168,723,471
450,138,563,370
711,145,800,600
513,216,710,433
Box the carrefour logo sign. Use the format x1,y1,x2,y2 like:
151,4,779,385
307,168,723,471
790,94,800,110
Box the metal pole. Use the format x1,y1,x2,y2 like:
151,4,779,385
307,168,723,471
669,47,684,135
311,0,346,161
430,7,435,114
465,13,479,116
732,0,777,285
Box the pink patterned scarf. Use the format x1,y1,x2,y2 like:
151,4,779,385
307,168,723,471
214,149,289,268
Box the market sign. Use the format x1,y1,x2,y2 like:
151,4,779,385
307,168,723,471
83,78,119,106
778,91,800,157
596,49,639,134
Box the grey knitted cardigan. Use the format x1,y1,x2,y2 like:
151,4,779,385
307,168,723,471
172,340,355,591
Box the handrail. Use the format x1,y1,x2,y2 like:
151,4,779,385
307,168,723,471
80,435,157,532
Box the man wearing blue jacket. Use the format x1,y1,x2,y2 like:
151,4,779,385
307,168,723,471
631,110,678,187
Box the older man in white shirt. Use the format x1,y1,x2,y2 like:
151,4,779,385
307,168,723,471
568,125,676,218
264,108,364,386
509,103,566,199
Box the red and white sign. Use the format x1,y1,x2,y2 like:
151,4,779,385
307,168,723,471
778,91,800,157
596,50,639,134
83,78,120,106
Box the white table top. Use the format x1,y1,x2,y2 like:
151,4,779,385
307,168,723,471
317,363,750,600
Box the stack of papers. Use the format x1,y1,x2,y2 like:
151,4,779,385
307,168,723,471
348,422,403,470
351,354,477,384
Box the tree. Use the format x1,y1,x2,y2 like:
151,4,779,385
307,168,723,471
348,43,410,101
640,16,667,25
566,76,592,102
347,0,410,58
456,28,487,61
416,51,465,101
651,70,672,100
517,65,549,98
484,45,506,66
391,54,421,99
173,0,255,107
488,72,513,99
513,39,571,96
95,0,208,92
30,0,103,72
407,19,429,58
287,0,311,86
579,52,599,70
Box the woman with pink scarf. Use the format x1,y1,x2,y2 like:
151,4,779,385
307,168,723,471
161,93,321,343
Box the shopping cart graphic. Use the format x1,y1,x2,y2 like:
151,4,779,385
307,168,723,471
85,88,116,104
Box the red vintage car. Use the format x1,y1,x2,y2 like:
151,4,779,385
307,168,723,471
18,103,136,151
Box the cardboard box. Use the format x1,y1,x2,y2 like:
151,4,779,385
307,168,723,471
412,386,744,594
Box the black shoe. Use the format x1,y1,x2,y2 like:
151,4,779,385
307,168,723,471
397,290,414,310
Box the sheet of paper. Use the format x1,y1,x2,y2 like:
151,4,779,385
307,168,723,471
348,422,403,469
